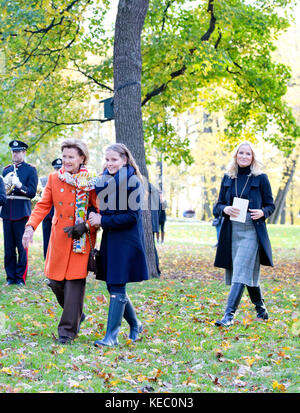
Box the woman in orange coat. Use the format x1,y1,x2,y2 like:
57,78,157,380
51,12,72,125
22,139,98,344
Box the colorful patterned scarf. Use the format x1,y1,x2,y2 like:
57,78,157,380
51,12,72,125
58,165,96,253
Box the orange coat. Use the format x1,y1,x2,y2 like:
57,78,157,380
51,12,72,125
27,171,98,281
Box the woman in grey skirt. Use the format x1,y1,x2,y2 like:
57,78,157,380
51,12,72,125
214,141,275,327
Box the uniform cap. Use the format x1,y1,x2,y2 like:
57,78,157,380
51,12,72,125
52,158,62,169
9,140,28,151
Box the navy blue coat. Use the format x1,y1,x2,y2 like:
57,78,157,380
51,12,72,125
1,162,38,220
0,177,6,206
214,173,275,270
95,165,149,284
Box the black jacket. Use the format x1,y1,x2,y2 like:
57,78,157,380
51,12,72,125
214,173,275,269
1,161,38,220
95,165,148,284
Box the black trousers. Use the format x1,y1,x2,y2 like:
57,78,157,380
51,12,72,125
48,278,86,339
42,219,52,259
3,218,28,284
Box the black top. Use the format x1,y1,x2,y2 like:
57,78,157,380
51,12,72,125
231,165,252,200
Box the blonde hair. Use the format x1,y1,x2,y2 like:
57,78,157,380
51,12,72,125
104,143,143,183
61,139,89,165
226,141,264,178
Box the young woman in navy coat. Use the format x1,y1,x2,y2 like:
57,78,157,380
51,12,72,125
88,143,148,346
214,141,275,326
0,176,7,206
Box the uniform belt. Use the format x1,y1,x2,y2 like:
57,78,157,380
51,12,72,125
7,195,31,201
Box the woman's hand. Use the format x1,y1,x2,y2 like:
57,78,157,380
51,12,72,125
223,206,240,218
64,223,89,239
249,209,264,220
89,212,101,227
22,226,34,249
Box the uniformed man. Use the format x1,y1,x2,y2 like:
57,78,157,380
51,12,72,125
1,140,38,285
41,158,62,259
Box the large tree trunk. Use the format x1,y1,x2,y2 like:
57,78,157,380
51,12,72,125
113,0,158,277
268,152,299,224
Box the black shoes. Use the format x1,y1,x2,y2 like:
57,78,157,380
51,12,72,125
57,336,73,344
6,280,25,286
56,313,85,345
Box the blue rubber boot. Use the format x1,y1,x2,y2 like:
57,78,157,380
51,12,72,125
123,295,143,341
94,294,127,347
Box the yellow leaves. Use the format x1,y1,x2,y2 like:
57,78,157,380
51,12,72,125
272,381,286,392
242,313,253,328
1,367,13,375
149,368,163,379
103,350,114,356
42,0,56,17
277,350,290,360
150,348,161,354
291,313,300,336
182,376,197,386
110,378,120,386
135,368,165,386
47,308,55,318
137,374,148,382
185,294,196,299
221,340,231,351
46,362,58,370
245,357,256,367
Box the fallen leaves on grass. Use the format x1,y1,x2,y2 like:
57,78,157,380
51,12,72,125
0,229,299,393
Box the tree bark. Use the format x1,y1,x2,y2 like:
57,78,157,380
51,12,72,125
268,154,298,224
113,0,158,277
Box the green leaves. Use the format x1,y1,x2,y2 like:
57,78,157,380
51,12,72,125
141,0,299,156
0,0,299,168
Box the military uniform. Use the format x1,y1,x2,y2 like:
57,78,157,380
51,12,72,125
41,158,62,258
1,140,38,285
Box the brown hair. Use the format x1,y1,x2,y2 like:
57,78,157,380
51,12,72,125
61,139,89,165
104,143,143,183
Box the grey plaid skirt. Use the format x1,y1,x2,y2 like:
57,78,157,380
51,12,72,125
225,213,260,286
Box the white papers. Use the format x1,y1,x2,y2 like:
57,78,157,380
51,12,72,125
230,197,249,223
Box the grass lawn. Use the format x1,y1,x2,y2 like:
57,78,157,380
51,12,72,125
0,219,299,393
